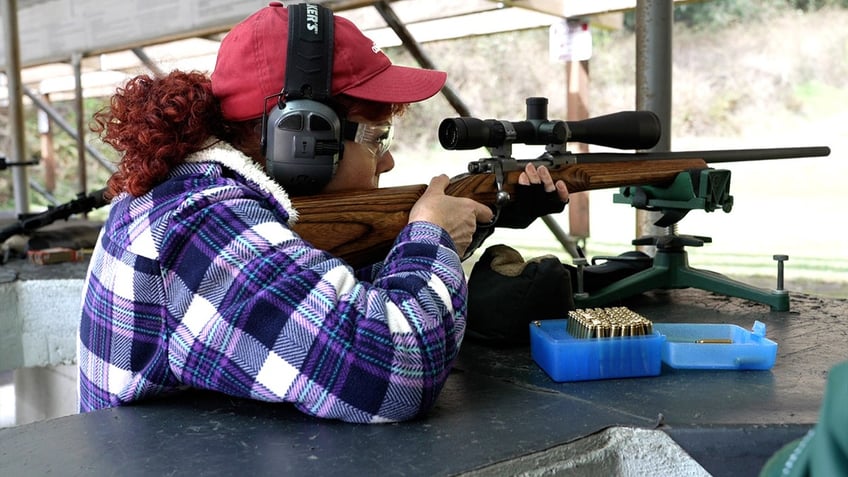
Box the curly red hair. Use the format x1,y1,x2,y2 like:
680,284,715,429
93,70,407,199
92,71,231,198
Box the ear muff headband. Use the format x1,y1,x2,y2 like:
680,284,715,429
261,3,343,196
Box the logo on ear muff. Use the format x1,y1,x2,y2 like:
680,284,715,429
261,3,341,196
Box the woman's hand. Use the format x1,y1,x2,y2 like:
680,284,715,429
517,163,570,203
409,175,494,257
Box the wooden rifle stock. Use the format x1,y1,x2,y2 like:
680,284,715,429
291,157,707,268
291,184,427,268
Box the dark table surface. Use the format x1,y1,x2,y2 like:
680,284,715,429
2,288,846,477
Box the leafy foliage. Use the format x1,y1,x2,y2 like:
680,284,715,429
623,0,848,30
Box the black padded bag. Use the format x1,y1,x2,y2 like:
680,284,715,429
466,244,574,347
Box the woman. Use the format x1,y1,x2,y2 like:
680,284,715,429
77,3,567,423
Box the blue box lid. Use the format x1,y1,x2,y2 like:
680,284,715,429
652,321,778,370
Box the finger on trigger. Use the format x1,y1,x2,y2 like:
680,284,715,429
476,203,494,223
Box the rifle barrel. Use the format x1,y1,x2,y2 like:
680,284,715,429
573,146,830,164
0,188,109,244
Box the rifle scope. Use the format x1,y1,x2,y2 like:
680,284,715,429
438,97,662,151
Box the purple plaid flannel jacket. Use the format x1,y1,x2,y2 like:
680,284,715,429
78,142,467,423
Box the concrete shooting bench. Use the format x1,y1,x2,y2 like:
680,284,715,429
2,278,846,476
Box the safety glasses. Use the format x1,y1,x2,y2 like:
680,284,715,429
344,121,394,158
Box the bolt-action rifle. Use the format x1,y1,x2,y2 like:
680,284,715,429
0,98,830,268
290,97,830,268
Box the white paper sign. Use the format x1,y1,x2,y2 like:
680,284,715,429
549,19,593,62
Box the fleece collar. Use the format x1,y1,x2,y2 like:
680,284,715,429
184,139,298,223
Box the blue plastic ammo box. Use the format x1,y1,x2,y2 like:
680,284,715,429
529,319,665,382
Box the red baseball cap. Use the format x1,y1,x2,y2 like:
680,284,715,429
212,2,448,121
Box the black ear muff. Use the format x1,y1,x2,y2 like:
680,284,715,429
264,99,342,196
262,3,341,196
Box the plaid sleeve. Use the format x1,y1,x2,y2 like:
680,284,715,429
160,190,466,423
78,194,181,412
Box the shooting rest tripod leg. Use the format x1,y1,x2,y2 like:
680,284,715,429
671,257,790,312
572,252,681,308
573,249,790,311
